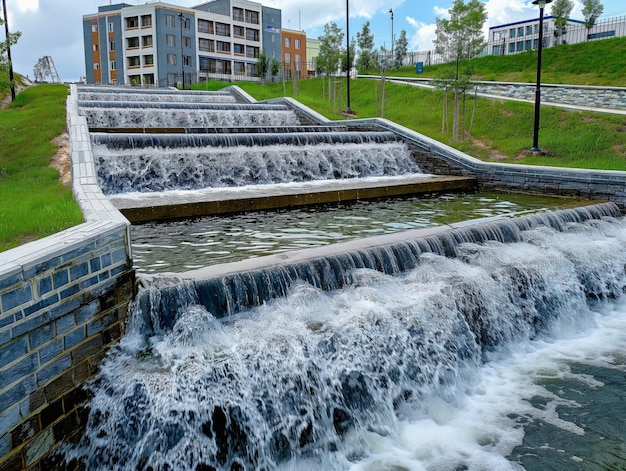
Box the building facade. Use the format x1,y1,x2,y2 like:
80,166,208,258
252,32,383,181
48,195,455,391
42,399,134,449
488,15,626,56
83,0,282,86
281,29,307,79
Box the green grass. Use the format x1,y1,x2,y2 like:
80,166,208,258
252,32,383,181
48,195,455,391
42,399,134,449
196,77,626,170
367,36,626,86
0,84,83,251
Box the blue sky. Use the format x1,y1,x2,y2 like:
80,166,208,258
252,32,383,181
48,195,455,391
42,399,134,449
4,0,626,82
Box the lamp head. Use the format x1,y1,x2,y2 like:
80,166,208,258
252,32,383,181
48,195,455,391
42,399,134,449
532,0,553,7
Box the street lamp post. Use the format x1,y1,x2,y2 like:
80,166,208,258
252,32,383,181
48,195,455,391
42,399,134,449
389,9,394,62
178,12,185,89
531,0,552,153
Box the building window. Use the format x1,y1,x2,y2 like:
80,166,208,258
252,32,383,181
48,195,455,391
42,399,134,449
93,44,98,51
234,43,244,55
296,53,301,64
127,37,139,49
215,22,230,36
141,15,152,27
216,41,230,52
128,56,140,67
285,37,290,48
166,34,176,46
165,14,175,27
245,10,259,24
143,55,154,66
493,31,502,41
492,45,502,55
183,55,191,66
588,30,615,40
143,73,154,85
108,22,114,32
534,24,540,34
234,61,245,74
167,53,177,65
295,39,301,49
199,57,211,71
233,7,244,22
167,72,177,85
508,42,515,53
142,35,153,47
246,28,259,41
285,52,291,63
126,16,139,29
526,25,533,35
199,38,214,52
198,19,213,34
182,17,190,29
509,28,515,38
129,74,140,85
93,63,99,70
233,25,244,37
516,41,524,52
183,36,191,48
110,60,116,70
91,24,98,32
517,27,524,37
246,46,259,58
525,39,532,50
533,38,538,49
110,41,115,51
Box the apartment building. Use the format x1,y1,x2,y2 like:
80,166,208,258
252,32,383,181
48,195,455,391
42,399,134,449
83,0,281,86
281,28,307,79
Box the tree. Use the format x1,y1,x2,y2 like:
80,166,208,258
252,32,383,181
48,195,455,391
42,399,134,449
317,22,344,100
356,21,377,72
341,38,356,75
0,17,21,92
433,0,487,141
582,0,604,38
256,51,269,83
393,29,408,69
551,0,574,45
269,57,281,82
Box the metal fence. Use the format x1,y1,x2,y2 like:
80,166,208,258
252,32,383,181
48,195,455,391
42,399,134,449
404,15,626,66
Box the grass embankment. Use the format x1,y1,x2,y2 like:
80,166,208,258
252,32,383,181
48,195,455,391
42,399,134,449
0,84,83,251
195,77,626,170
379,36,626,86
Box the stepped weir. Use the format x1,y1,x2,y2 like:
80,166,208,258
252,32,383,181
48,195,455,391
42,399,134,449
2,84,625,471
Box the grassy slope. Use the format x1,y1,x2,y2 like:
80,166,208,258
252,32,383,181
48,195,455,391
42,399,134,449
0,84,83,251
382,36,626,86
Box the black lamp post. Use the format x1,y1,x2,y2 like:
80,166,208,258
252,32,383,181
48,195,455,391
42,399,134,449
531,0,552,153
178,12,185,89
2,0,15,101
389,9,394,61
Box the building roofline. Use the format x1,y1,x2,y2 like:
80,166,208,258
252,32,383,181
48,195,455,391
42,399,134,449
489,16,584,30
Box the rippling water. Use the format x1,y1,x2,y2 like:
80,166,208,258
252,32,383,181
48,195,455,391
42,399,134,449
131,192,587,273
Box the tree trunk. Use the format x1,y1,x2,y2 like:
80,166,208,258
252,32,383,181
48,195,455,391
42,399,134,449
453,89,459,141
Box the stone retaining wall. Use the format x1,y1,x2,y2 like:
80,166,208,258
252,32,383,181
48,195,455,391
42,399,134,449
0,85,135,471
363,76,626,111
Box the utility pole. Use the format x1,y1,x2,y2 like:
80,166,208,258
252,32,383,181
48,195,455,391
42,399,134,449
2,0,16,101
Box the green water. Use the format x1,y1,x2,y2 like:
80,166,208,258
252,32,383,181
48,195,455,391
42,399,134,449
130,191,590,273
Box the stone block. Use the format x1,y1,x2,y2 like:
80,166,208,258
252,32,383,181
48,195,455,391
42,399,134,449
86,312,117,337
29,325,54,350
55,315,75,336
49,298,81,322
43,371,74,404
39,400,63,430
0,406,19,437
52,270,69,290
22,294,59,318
10,415,40,449
59,284,79,301
69,336,102,365
1,354,38,390
36,355,71,387
0,449,22,471
74,301,100,327
69,263,89,283
63,328,85,351
37,278,52,297
0,337,28,366
38,340,63,365
1,285,33,313
24,427,53,468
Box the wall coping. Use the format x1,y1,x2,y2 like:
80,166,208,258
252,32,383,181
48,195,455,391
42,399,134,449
0,85,132,283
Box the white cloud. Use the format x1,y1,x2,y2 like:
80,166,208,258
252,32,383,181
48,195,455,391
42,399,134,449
17,0,39,13
406,17,437,50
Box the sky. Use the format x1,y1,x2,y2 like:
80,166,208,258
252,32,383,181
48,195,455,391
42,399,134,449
3,0,626,82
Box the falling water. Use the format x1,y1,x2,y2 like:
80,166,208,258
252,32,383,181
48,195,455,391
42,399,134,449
63,204,626,470
78,91,237,104
92,136,422,195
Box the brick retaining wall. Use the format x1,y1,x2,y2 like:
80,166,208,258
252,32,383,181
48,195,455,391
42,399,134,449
0,85,135,471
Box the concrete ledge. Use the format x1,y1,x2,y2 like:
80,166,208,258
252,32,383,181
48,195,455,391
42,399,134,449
113,176,477,223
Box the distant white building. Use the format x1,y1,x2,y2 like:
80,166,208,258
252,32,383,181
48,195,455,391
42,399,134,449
489,15,626,56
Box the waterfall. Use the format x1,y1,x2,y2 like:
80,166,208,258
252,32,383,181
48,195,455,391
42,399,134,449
62,203,626,470
91,134,422,195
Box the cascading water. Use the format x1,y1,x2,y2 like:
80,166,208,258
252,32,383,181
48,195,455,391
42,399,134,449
91,133,422,195
78,91,237,104
63,204,626,470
